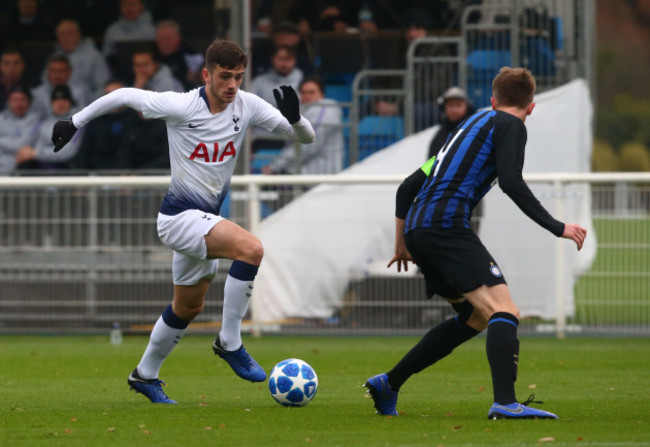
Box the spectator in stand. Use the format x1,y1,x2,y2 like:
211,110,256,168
102,0,156,58
291,1,362,34
0,84,40,174
250,45,303,105
0,48,26,111
10,0,55,43
428,87,475,159
363,1,455,31
132,47,183,92
250,45,303,150
51,19,111,98
155,20,204,90
31,54,91,118
72,79,134,170
270,21,312,75
72,78,170,171
263,76,343,175
16,85,82,171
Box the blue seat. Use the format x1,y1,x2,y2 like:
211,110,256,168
325,84,352,103
357,116,404,160
467,49,511,72
466,50,512,108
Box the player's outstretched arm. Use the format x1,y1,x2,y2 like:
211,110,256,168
562,223,587,251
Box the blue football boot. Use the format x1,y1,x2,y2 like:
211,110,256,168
364,373,399,416
212,337,267,382
488,395,558,420
127,368,177,404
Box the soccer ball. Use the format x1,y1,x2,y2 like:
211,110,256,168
268,358,318,407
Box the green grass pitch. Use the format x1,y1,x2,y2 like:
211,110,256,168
1,335,649,447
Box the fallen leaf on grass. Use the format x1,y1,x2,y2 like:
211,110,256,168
142,430,151,435
64,429,73,434
198,402,208,407
107,427,116,432
70,417,77,422
204,426,212,430
538,437,555,442
528,384,537,389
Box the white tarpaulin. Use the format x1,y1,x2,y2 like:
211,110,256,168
253,79,595,322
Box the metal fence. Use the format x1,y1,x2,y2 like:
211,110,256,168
0,173,648,336
349,0,594,149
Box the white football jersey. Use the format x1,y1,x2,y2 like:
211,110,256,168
73,87,293,215
138,87,286,215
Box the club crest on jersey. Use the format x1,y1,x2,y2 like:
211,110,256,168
189,141,237,163
489,262,502,277
232,115,240,131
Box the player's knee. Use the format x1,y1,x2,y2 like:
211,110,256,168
175,302,204,321
466,309,489,332
241,238,264,264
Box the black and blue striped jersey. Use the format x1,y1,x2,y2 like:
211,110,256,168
396,109,564,237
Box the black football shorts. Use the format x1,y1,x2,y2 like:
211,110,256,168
404,226,507,300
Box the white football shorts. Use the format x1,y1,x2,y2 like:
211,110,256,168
157,210,224,286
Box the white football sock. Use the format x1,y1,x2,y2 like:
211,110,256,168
137,316,186,379
219,274,253,351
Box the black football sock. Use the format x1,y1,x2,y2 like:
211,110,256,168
387,317,479,391
486,312,520,405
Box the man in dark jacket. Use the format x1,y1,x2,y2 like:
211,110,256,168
428,86,475,159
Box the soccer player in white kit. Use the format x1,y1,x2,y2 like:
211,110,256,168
51,40,315,403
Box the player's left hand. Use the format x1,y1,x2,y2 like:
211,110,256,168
562,223,587,251
273,85,300,124
51,120,78,152
387,247,413,273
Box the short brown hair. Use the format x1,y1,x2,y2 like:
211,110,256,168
491,67,536,109
205,40,248,72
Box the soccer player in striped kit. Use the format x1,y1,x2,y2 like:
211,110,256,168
365,67,587,419
52,40,315,403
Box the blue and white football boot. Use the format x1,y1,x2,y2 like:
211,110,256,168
212,337,267,382
127,368,177,404
488,395,558,420
364,373,399,416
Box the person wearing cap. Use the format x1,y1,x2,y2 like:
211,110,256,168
0,84,41,174
428,86,475,159
31,54,91,119
15,85,82,171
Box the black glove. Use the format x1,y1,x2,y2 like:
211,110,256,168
273,85,300,124
51,120,78,153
